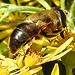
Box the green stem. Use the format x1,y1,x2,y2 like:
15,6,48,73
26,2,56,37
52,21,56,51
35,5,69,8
0,3,16,8
0,3,45,22
19,11,36,13
9,6,44,13
60,0,65,10
0,12,10,22
0,6,44,14
36,0,51,10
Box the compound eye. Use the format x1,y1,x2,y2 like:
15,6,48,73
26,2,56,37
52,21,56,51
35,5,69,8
54,8,66,27
43,17,51,23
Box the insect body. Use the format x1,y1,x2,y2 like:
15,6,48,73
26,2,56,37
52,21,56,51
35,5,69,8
9,8,66,53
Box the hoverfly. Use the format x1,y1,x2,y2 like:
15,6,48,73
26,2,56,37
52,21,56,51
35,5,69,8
8,8,66,54
0,8,66,54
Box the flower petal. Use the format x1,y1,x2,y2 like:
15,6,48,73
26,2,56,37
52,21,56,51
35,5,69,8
19,66,42,75
51,63,59,75
50,48,72,61
36,37,73,65
44,37,73,59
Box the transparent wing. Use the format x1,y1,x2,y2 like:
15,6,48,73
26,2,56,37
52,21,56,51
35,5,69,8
0,19,25,30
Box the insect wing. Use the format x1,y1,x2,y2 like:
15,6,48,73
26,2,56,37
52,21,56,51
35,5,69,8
0,19,25,28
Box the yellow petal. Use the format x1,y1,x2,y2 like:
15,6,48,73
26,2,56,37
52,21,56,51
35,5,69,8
30,66,42,74
50,37,73,57
51,48,72,61
21,70,30,75
41,48,72,65
21,0,31,3
20,66,42,75
0,54,15,63
9,0,16,4
37,37,73,65
44,37,73,59
11,66,28,75
47,46,57,50
16,55,24,68
52,0,60,6
51,63,59,75
1,60,18,72
0,66,10,75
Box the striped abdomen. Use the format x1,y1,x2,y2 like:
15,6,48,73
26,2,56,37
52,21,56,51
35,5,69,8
9,23,38,53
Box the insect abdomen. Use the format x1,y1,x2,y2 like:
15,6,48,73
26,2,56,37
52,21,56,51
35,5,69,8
9,23,38,53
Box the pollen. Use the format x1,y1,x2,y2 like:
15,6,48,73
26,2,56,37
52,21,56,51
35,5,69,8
25,51,42,67
16,49,43,68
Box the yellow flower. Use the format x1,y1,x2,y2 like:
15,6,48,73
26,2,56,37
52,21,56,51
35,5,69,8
0,37,73,75
56,28,75,51
0,61,10,75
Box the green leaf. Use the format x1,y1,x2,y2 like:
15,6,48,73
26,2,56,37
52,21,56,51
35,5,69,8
62,51,75,75
0,3,45,22
0,3,16,8
67,0,75,33
0,38,9,57
36,0,51,10
0,3,45,14
0,12,10,22
60,0,65,10
0,29,13,40
70,0,75,23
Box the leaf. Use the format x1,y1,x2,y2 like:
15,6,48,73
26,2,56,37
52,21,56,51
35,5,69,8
60,0,65,10
0,29,13,40
0,12,10,22
67,0,75,33
36,0,51,10
0,3,45,22
0,38,9,57
62,51,75,75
